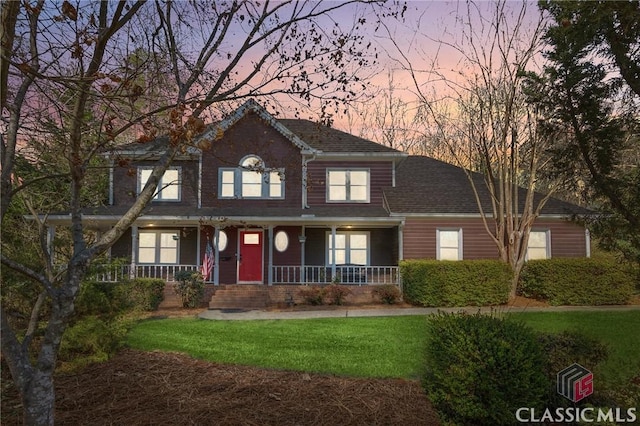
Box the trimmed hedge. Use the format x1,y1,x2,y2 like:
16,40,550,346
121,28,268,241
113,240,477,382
401,259,511,307
519,258,635,305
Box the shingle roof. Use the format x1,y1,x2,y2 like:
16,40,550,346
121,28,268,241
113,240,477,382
277,119,401,154
384,156,591,216
112,100,402,156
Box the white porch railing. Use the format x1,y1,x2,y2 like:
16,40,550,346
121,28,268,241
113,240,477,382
92,264,204,283
272,265,400,286
93,264,400,286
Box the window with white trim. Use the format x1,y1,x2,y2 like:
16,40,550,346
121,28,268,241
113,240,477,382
527,230,550,260
327,231,369,265
218,155,284,199
437,229,462,260
138,167,181,201
327,169,369,203
138,231,179,264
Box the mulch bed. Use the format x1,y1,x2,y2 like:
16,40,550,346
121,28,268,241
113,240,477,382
1,349,440,425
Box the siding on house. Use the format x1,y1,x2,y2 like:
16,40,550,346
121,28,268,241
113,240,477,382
111,159,199,207
402,217,587,260
200,113,304,209
306,160,394,207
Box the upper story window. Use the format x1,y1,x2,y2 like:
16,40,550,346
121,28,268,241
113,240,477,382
437,228,463,260
527,230,550,260
138,167,181,201
327,169,369,203
218,155,284,199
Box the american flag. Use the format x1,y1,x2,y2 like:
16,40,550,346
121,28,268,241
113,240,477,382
200,239,214,281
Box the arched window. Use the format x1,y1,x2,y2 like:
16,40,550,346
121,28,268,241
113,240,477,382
218,154,284,199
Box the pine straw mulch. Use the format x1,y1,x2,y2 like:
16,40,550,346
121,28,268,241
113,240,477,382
1,349,440,426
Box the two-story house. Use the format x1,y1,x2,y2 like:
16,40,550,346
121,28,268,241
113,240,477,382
46,100,591,305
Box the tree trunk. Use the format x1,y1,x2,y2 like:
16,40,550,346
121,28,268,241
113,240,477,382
22,370,56,426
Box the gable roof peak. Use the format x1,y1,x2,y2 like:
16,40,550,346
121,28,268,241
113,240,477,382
196,99,317,153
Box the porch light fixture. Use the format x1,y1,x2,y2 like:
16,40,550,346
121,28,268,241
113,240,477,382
298,235,306,243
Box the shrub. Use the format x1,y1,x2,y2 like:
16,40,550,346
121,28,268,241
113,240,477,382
59,315,134,370
520,258,635,305
401,259,511,307
536,331,609,407
75,281,131,317
173,271,205,308
325,284,352,305
372,284,401,304
128,278,165,311
298,286,325,305
423,312,550,425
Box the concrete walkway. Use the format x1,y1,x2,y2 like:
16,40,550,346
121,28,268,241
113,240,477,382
198,304,640,321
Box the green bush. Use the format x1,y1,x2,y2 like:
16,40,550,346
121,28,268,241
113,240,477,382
75,281,131,317
422,313,550,425
520,258,635,305
423,312,550,425
173,270,205,308
536,331,609,408
128,278,165,311
401,259,511,307
371,284,401,304
325,284,352,305
59,315,134,370
298,286,325,305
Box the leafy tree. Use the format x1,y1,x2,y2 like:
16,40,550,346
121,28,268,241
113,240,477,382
0,1,401,423
533,0,640,264
382,0,556,299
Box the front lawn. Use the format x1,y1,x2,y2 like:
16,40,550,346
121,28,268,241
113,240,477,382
126,310,640,383
126,316,428,378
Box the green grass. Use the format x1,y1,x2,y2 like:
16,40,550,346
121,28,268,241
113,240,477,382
126,316,428,378
126,311,640,383
510,311,640,385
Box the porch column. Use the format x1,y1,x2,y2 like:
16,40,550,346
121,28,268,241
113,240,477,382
46,225,55,264
398,222,404,261
213,225,220,286
267,225,273,286
300,226,306,284
130,225,138,279
330,225,337,280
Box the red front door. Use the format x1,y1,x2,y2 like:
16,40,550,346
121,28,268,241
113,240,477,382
238,230,263,282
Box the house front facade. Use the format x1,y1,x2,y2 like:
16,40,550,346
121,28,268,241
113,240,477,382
47,100,590,290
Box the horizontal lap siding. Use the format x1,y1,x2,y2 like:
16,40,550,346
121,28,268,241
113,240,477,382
306,160,393,207
403,217,588,260
537,220,588,257
403,218,497,260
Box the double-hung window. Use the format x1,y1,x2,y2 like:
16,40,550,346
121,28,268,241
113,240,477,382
527,230,550,260
327,231,369,265
138,231,178,264
327,169,369,203
437,229,463,260
138,167,181,201
218,155,284,199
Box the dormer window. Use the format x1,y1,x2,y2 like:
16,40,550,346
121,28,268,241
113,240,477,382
138,167,181,201
218,155,284,199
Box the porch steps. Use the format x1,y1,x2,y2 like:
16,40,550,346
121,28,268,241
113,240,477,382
208,285,269,310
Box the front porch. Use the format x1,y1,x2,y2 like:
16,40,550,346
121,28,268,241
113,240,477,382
93,263,400,286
